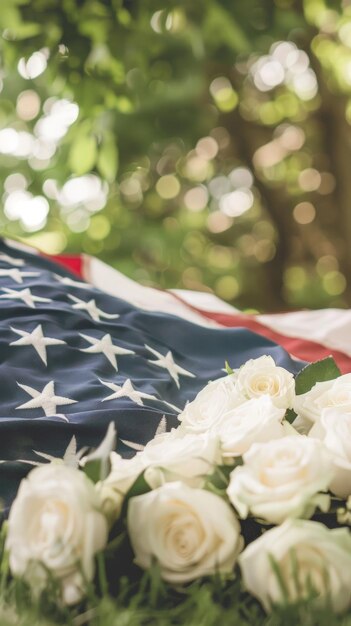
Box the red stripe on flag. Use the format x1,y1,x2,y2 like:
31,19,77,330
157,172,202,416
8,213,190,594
204,312,351,373
172,299,351,373
45,254,84,278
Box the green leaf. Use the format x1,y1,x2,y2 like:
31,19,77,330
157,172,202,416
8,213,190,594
204,461,241,494
285,408,297,424
268,555,290,604
225,361,234,375
104,531,127,555
203,5,252,54
124,472,150,501
82,422,117,483
69,133,97,175
97,135,119,182
295,357,341,396
6,22,42,39
120,471,151,518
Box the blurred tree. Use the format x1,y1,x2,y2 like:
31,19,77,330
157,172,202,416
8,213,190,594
0,0,350,311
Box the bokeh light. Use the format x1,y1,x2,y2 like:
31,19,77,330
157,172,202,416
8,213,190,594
0,1,350,312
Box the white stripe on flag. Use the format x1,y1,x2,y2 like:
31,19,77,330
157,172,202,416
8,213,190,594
5,239,351,362
258,309,351,359
82,256,220,328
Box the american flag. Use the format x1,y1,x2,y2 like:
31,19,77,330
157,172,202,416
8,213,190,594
0,237,349,511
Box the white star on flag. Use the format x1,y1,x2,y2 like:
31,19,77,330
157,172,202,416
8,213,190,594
0,268,40,284
0,253,24,266
0,287,52,308
14,436,85,468
80,333,134,370
121,416,167,451
10,324,66,365
16,380,77,417
100,378,158,405
54,274,90,289
120,439,145,452
68,295,119,322
155,415,167,436
145,344,195,388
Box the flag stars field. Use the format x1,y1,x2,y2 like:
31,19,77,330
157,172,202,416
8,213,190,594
68,294,119,322
10,324,66,365
16,380,77,417
0,268,40,284
0,254,25,266
80,333,135,370
99,377,158,405
120,415,167,451
54,274,91,289
0,287,52,308
145,344,195,388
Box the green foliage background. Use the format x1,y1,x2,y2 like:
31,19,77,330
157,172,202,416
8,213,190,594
0,0,350,311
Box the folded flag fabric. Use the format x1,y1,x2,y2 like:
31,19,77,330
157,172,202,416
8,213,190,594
47,241,351,373
0,237,348,511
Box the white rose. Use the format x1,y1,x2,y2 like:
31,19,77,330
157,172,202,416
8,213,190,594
217,396,286,458
105,451,146,494
96,481,125,524
239,519,351,613
6,464,108,605
141,430,221,489
98,451,146,521
309,407,351,498
177,374,243,434
100,431,220,518
294,374,351,427
235,355,295,409
227,436,333,524
127,482,243,583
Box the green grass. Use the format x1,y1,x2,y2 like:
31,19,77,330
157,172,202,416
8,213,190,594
1,495,351,625
1,569,351,626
